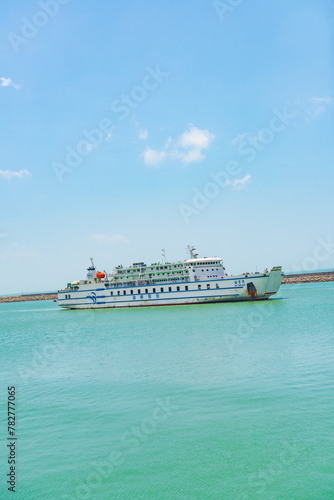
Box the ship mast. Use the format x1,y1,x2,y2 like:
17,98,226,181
187,245,198,259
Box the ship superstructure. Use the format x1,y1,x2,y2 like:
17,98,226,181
58,247,283,309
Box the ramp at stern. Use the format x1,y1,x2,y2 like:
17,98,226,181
265,266,283,295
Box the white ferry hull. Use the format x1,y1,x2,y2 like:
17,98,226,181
58,267,282,310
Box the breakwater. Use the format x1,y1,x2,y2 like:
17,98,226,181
282,271,334,285
0,293,57,303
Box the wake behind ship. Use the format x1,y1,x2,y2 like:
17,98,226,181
58,247,283,309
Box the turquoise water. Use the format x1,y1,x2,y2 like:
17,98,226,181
1,283,334,499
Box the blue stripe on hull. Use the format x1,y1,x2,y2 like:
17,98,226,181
58,286,244,301
59,292,241,308
59,295,270,309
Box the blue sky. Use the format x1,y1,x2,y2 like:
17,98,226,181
0,0,333,293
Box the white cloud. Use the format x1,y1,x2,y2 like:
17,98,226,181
131,117,148,141
141,124,215,166
307,96,332,118
0,77,20,90
138,129,148,140
90,234,130,245
0,169,30,180
142,148,167,166
309,96,332,105
178,124,215,150
180,148,205,164
225,173,251,189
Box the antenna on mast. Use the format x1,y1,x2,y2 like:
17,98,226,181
90,257,95,268
162,249,166,263
187,245,198,259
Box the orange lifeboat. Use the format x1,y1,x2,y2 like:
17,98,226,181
96,271,105,279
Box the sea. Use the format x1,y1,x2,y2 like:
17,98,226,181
0,282,333,499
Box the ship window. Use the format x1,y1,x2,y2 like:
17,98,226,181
153,288,156,293
160,287,164,293
138,289,140,294
185,286,188,291
207,284,210,289
131,290,133,294
177,286,180,291
198,285,201,290
110,291,113,296
145,289,148,293
169,287,172,292
118,291,120,295
123,290,126,295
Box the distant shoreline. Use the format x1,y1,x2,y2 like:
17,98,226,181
1,271,333,303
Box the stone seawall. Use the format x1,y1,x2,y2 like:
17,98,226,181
282,271,334,285
0,293,57,303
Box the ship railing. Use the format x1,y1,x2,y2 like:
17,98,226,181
108,276,190,287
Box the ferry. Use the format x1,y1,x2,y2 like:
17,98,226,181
58,247,283,309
